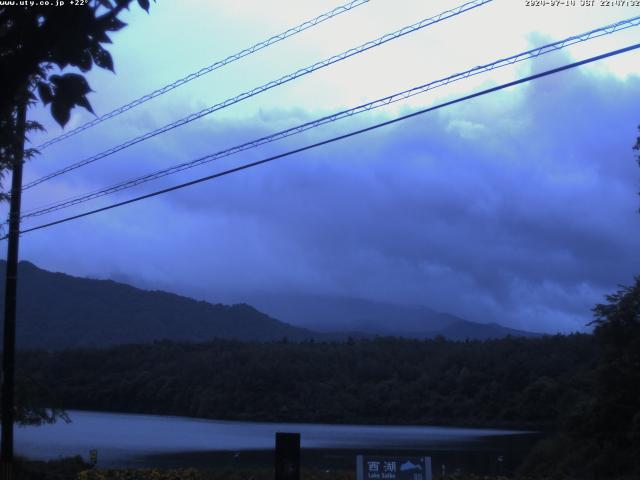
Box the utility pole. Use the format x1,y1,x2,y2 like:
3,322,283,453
1,96,27,480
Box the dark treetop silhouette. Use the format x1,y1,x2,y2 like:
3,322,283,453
0,2,153,478
0,0,153,192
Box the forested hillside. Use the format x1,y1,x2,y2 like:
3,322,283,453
0,261,318,349
19,334,595,429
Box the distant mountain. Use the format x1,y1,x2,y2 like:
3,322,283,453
239,292,540,339
0,261,319,350
435,319,541,341
241,292,460,334
0,261,540,350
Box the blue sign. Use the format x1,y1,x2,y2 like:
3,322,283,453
357,456,432,480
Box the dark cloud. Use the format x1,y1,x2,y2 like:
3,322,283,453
17,58,640,334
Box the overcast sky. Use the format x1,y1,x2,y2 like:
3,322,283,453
5,0,640,333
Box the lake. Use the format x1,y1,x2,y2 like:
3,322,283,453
16,410,540,475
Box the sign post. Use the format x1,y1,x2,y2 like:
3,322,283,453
357,455,432,480
275,432,300,480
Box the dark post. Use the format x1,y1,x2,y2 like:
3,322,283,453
1,97,27,480
275,432,300,480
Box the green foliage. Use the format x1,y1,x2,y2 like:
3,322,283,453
78,467,204,480
13,370,70,425
15,455,89,480
77,468,353,480
520,277,640,479
19,334,595,429
47,73,94,126
0,351,70,425
0,0,153,196
0,0,153,126
1,0,154,428
589,278,640,443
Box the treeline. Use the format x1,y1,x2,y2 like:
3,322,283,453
519,279,640,479
18,334,596,429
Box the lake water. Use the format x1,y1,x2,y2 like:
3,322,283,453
15,410,540,474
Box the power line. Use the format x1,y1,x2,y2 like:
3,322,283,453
35,0,371,150
23,0,493,191
20,15,640,220
11,42,640,239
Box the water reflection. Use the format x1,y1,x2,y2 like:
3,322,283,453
16,410,538,471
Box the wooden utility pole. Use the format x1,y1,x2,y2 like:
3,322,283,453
1,97,27,480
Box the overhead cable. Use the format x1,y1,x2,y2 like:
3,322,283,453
24,0,493,190
21,15,640,219
11,42,640,239
36,0,371,150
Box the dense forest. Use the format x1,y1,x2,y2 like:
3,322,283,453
520,279,640,479
13,277,640,479
18,334,595,429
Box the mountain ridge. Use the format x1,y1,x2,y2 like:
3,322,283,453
0,260,319,349
240,291,541,339
0,260,540,350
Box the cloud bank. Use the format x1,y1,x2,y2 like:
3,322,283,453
14,45,640,334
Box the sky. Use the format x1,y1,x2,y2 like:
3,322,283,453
4,0,640,334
